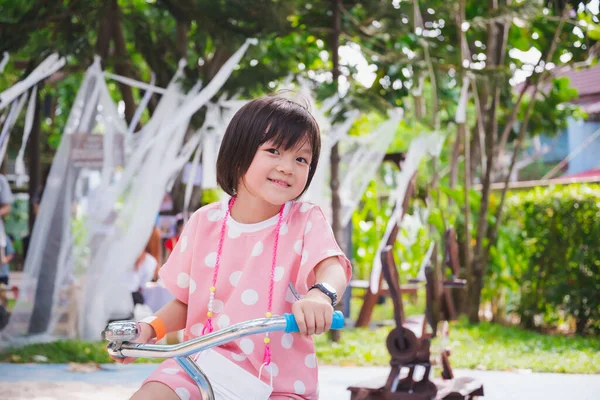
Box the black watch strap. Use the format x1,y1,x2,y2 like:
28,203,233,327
309,283,337,306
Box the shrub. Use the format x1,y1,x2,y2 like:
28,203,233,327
503,184,600,334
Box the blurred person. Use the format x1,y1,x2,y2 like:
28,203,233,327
0,235,15,287
163,218,184,261
146,226,163,280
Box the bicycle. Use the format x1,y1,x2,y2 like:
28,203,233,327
103,310,345,400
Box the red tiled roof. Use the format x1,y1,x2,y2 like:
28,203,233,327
561,168,600,179
514,64,600,114
575,95,600,114
555,64,600,97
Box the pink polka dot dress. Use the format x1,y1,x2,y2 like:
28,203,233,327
144,200,352,399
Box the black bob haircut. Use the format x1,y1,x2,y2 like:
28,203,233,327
216,95,321,198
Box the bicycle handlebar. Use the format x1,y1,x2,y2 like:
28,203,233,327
284,310,344,333
104,311,345,359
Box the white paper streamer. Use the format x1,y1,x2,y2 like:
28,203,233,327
0,52,9,74
0,53,65,110
15,85,38,186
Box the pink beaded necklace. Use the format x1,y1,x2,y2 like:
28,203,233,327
201,196,285,366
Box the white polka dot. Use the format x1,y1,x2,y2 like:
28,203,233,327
207,209,224,221
305,353,317,368
304,221,312,235
190,323,204,337
227,225,241,238
176,273,190,289
294,380,306,394
241,289,259,305
231,353,246,362
274,266,284,282
279,223,288,235
300,203,314,213
162,368,180,375
326,249,339,257
188,279,197,294
301,250,308,265
179,236,188,253
204,252,217,268
212,299,224,313
251,241,264,257
217,314,230,329
175,387,191,400
240,338,254,354
285,286,297,303
266,362,279,376
294,240,303,255
281,333,294,349
229,271,242,287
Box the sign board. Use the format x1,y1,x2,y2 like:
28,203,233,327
70,134,125,169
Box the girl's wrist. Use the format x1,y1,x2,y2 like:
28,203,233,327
305,289,333,305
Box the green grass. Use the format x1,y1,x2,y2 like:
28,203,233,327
314,318,600,374
0,340,162,364
439,318,600,374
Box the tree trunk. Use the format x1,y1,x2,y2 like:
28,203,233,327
175,21,190,61
27,87,41,232
111,0,139,126
95,3,113,60
467,6,567,322
449,132,461,188
467,0,510,322
329,0,343,343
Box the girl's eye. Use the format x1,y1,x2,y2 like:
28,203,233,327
267,148,280,155
297,157,309,164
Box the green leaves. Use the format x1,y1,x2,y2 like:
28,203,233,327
579,12,600,40
501,184,600,334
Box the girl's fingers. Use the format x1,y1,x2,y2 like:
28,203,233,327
323,309,333,333
304,308,316,335
292,303,307,334
314,310,326,335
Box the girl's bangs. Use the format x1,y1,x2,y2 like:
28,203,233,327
261,115,319,152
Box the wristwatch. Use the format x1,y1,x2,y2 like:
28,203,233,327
309,282,338,306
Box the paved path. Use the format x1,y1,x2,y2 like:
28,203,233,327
1,364,599,399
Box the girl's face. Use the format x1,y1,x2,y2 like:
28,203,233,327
238,138,312,207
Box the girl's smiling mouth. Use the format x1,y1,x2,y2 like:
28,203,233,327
268,178,291,188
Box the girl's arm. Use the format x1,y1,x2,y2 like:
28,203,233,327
311,256,348,299
292,256,348,335
138,298,188,341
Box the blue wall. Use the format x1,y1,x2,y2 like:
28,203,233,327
540,130,569,163
567,119,600,175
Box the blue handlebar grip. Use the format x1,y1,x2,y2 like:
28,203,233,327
284,311,345,333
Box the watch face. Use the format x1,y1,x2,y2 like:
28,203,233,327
321,282,336,294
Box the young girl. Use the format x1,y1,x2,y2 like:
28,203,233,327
113,96,352,400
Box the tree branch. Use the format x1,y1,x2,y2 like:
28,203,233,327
488,8,569,252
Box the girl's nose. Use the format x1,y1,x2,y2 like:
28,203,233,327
276,159,293,174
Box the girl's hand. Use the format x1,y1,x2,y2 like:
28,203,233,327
108,322,155,364
291,290,334,335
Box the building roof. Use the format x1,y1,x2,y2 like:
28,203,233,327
556,64,600,97
515,64,600,115
561,168,600,179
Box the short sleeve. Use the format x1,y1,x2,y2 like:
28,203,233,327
158,211,201,304
294,205,352,292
